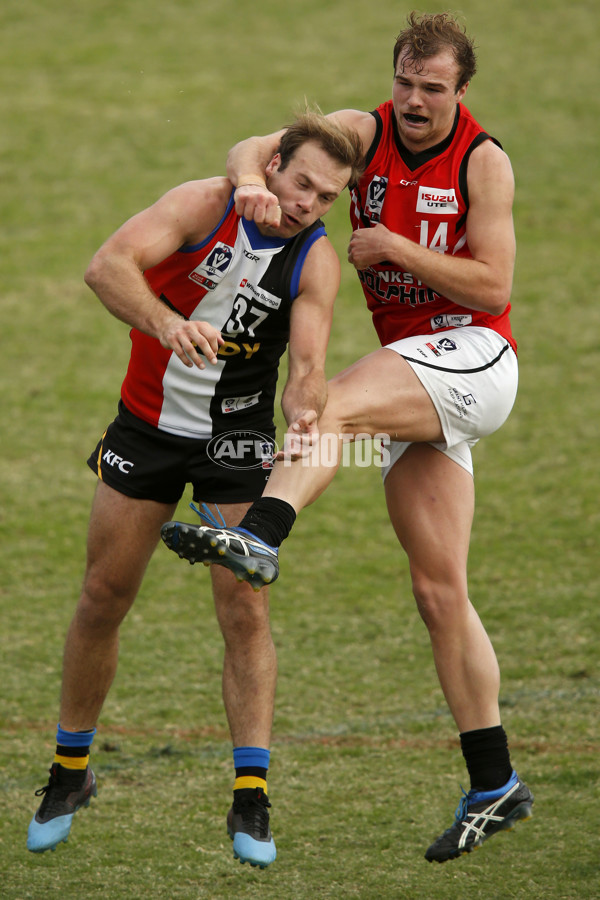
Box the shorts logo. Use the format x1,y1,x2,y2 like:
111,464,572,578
436,337,458,353
365,175,388,222
416,186,458,214
447,387,476,419
207,430,277,470
424,337,458,357
102,449,134,473
188,242,235,289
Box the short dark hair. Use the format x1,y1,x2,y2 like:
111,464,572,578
278,108,364,188
393,11,477,90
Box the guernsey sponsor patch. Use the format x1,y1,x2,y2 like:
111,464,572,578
416,186,459,214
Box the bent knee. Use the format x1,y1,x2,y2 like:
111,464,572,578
216,587,271,640
78,571,138,629
411,572,469,631
319,380,350,433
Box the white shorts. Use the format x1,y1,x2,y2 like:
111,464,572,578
381,326,518,478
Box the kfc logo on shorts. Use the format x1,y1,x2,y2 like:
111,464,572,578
102,448,134,474
188,242,235,289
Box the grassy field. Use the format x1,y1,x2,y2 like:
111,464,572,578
1,1,599,897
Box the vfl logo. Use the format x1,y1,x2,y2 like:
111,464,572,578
436,337,458,353
416,186,459,215
207,430,277,470
205,243,234,272
424,337,458,358
365,175,388,222
188,242,235,289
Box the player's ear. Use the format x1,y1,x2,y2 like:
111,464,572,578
456,81,469,102
265,153,282,178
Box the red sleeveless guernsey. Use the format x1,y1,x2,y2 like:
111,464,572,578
349,101,516,352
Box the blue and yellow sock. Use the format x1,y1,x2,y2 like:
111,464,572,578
233,746,270,794
54,724,96,773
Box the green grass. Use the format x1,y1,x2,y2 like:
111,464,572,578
1,1,599,898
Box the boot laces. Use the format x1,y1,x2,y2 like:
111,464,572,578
34,764,85,815
236,789,272,837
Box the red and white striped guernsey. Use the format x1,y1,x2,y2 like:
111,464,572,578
120,192,326,439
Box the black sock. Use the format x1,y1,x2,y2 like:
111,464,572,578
238,497,296,548
459,725,513,792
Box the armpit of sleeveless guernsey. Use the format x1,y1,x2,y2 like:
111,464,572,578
159,292,188,320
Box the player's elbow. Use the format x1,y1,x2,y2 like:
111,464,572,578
480,271,512,315
84,255,102,293
226,136,264,182
486,287,511,316
485,298,509,316
84,248,114,295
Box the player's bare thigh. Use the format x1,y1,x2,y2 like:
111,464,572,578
87,482,177,569
323,347,444,443
384,443,474,581
83,482,178,607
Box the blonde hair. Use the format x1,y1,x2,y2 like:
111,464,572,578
278,108,364,188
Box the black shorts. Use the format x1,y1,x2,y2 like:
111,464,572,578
87,401,275,504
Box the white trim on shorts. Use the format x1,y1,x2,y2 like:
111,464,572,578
381,326,518,480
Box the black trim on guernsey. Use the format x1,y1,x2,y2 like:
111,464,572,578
401,341,511,375
392,105,460,171
364,109,384,170
159,292,187,318
455,132,502,233
352,111,386,229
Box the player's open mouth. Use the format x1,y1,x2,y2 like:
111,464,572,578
282,212,300,227
404,113,428,124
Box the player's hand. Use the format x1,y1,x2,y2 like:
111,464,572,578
234,183,282,228
159,319,224,369
276,410,319,460
347,223,395,270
